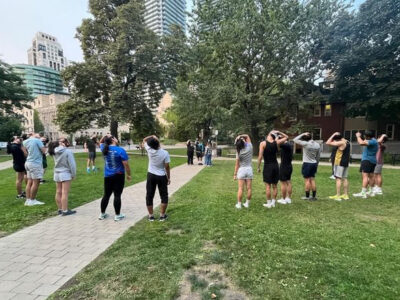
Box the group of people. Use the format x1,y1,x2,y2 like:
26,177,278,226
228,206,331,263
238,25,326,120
186,139,213,166
7,133,172,222
233,130,388,209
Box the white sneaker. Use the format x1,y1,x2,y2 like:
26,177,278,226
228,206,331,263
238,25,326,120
329,175,336,180
285,198,292,204
263,200,272,208
353,192,367,199
277,199,287,205
235,202,242,209
270,199,276,208
243,201,250,208
30,199,45,205
375,188,383,195
24,199,33,206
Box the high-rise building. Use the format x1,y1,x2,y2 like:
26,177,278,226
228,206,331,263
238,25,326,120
27,32,68,71
144,0,186,36
13,64,65,97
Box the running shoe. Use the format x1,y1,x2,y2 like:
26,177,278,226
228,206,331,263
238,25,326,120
374,188,383,195
30,199,45,206
114,214,125,221
309,197,318,201
86,168,91,174
16,194,25,199
62,210,77,216
159,214,168,222
353,191,367,199
329,175,336,180
24,199,32,206
340,194,350,200
301,196,310,200
21,191,26,197
58,209,63,215
277,199,287,205
98,213,109,220
243,201,250,208
329,195,342,201
148,215,155,222
235,202,242,209
285,198,292,204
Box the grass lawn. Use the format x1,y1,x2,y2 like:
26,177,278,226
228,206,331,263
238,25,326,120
51,160,400,299
0,153,186,236
0,155,12,163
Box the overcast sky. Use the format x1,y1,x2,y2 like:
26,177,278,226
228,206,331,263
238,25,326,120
0,0,365,65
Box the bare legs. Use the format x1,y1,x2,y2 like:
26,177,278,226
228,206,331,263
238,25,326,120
237,179,252,203
16,172,26,195
26,179,40,200
55,181,72,211
280,181,292,199
362,172,375,189
304,178,316,199
335,178,348,196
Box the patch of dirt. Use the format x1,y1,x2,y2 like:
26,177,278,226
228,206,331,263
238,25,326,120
166,229,184,235
355,213,398,225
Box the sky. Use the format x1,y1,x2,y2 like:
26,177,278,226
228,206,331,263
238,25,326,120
0,0,364,65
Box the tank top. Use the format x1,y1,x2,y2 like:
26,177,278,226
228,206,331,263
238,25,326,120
334,140,350,167
263,141,278,164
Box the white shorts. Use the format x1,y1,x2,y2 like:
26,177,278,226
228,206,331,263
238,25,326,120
25,162,44,180
334,165,348,179
374,164,383,174
54,172,72,182
237,167,253,180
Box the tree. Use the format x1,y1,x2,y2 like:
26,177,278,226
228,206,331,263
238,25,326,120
318,0,400,119
33,110,44,133
56,0,174,137
0,115,22,141
171,0,348,144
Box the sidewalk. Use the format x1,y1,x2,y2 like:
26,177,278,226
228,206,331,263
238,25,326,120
0,163,204,300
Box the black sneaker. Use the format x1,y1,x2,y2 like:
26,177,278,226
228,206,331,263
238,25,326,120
309,197,318,201
148,215,155,222
62,210,77,216
159,214,168,222
58,209,63,215
16,194,24,199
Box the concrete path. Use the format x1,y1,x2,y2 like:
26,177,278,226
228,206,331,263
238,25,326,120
0,160,12,171
0,163,204,300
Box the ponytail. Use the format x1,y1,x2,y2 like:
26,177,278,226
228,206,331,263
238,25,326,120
6,142,12,154
48,141,60,156
235,138,245,154
102,136,113,156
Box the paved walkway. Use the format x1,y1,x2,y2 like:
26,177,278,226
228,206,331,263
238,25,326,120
0,163,204,300
0,160,12,171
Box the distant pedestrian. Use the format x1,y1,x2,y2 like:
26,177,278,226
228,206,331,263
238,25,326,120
98,135,131,221
353,131,378,199
48,138,77,216
187,140,194,165
195,140,204,165
7,136,27,199
293,132,321,201
326,132,351,201
277,139,293,205
373,134,388,195
258,130,288,208
234,134,253,209
204,142,212,166
22,133,46,206
40,137,49,184
143,135,171,222
84,136,98,173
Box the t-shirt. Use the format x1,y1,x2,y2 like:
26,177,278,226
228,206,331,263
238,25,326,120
376,143,386,165
361,139,378,164
145,143,171,176
87,140,96,152
23,137,43,165
237,143,253,168
9,143,26,168
293,135,321,163
280,142,293,166
100,144,129,177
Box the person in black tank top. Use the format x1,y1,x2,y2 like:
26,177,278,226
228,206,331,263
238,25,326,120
277,141,293,205
7,136,27,199
257,130,288,208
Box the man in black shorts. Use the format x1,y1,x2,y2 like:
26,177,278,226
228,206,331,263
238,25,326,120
84,136,98,173
7,136,27,199
257,130,288,208
277,140,293,205
195,139,204,165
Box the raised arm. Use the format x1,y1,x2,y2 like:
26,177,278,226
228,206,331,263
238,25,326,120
275,131,288,145
326,132,344,147
257,141,266,172
378,134,387,144
356,132,368,146
293,133,308,146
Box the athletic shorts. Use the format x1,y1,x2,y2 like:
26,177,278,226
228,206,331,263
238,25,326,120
360,160,376,174
279,164,292,181
334,165,348,179
89,152,96,160
302,162,318,178
196,151,202,159
25,162,44,180
54,172,73,182
237,166,253,180
263,163,279,184
374,164,383,174
13,164,26,173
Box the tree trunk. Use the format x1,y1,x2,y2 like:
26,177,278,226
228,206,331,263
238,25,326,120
250,125,260,155
110,119,118,138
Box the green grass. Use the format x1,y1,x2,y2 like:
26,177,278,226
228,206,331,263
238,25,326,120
0,153,186,235
51,161,400,299
0,155,12,163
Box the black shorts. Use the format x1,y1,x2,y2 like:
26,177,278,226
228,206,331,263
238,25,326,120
263,163,279,184
13,164,26,173
302,162,318,178
89,152,96,160
196,151,202,159
360,160,376,174
279,164,292,181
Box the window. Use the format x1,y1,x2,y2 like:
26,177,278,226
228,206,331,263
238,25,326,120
38,44,46,51
43,53,46,59
61,58,64,64
57,63,60,71
386,124,395,140
58,50,63,57
312,128,322,140
324,104,332,117
49,61,52,68
313,105,321,117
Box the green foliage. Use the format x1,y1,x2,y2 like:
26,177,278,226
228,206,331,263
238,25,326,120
0,59,33,115
0,115,22,141
318,0,400,119
33,109,44,133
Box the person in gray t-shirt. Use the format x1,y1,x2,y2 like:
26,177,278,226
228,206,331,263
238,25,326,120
293,132,321,201
233,134,253,209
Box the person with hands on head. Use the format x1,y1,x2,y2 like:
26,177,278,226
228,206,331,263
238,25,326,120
7,136,27,200
277,136,293,205
143,135,171,221
98,135,131,221
373,134,388,195
353,131,378,199
326,132,351,201
257,130,288,208
48,138,77,216
233,134,253,209
293,132,321,201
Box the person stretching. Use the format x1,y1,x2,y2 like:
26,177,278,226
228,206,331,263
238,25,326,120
187,140,194,165
258,130,288,208
293,132,321,201
49,138,77,216
98,135,131,221
84,136,98,173
7,136,27,199
353,131,378,199
143,135,171,221
277,140,293,205
326,132,351,201
373,134,388,195
234,134,253,209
